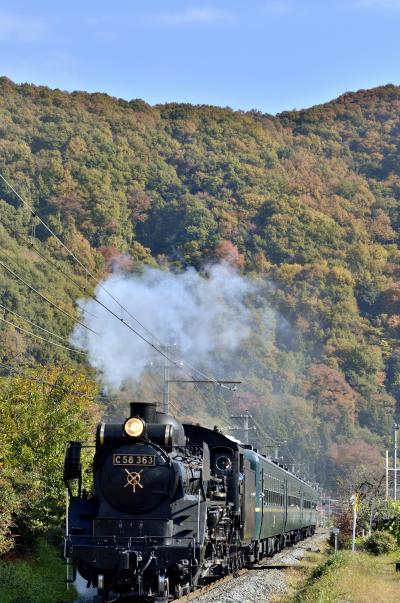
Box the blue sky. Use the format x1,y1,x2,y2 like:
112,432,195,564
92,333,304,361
0,0,399,114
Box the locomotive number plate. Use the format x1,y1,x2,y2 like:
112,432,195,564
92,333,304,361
113,454,155,466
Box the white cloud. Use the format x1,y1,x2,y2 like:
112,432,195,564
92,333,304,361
0,12,46,42
353,0,400,9
156,6,232,26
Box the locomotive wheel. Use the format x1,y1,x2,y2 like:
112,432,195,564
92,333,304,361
155,573,169,602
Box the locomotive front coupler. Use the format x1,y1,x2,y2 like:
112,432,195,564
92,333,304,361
117,549,156,576
117,549,142,571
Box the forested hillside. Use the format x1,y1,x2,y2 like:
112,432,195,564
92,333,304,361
1,77,400,495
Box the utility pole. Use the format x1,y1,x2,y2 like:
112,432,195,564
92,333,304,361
161,344,174,415
384,425,399,500
320,491,325,527
229,410,255,445
386,449,389,500
162,354,169,414
394,423,398,501
264,441,287,460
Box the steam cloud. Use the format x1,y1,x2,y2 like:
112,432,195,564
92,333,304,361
71,264,254,390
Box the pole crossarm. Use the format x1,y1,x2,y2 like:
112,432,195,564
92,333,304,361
167,380,241,384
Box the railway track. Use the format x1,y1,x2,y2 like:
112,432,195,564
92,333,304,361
171,530,327,603
171,568,249,603
170,562,303,603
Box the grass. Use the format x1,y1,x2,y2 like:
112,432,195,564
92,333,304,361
280,548,400,603
0,539,77,603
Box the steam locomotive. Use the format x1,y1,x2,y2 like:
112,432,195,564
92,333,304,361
64,402,318,602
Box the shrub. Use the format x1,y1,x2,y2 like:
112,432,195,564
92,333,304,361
328,510,353,550
329,531,353,550
364,530,397,555
0,367,100,550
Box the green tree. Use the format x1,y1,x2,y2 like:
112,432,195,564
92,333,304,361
0,366,100,550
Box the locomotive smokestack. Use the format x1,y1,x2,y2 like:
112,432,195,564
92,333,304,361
130,401,157,423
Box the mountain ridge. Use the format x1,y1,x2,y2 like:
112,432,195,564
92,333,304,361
4,74,399,116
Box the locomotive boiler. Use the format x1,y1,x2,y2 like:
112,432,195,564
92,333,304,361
64,402,318,602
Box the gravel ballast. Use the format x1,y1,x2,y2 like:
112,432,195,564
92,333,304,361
193,531,328,603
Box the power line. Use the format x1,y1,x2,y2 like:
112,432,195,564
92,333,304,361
168,380,241,384
247,411,280,445
78,288,237,391
0,361,123,402
190,379,233,432
0,173,158,342
0,362,92,397
0,302,74,343
0,218,97,319
0,174,237,391
242,409,297,464
178,360,237,391
233,400,285,453
147,370,164,394
0,256,98,336
1,219,221,389
0,314,85,355
148,366,226,421
169,399,180,413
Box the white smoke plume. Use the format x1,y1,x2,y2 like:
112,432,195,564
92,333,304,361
71,264,255,390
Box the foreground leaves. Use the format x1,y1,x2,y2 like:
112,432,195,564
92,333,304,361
0,366,100,553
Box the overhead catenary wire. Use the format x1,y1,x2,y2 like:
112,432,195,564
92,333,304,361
168,399,180,413
247,410,297,464
247,411,280,445
0,174,237,391
147,363,227,425
0,256,99,336
0,362,91,397
0,361,129,402
0,301,74,343
0,313,86,355
1,218,217,387
187,378,234,432
0,218,97,319
233,402,297,463
232,394,280,448
0,173,158,342
147,368,187,415
70,284,237,391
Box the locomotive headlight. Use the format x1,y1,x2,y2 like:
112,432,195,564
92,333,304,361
216,455,232,472
124,417,145,438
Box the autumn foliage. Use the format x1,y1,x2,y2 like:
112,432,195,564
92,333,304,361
1,79,400,499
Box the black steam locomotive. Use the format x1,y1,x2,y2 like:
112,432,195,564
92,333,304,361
64,402,318,602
